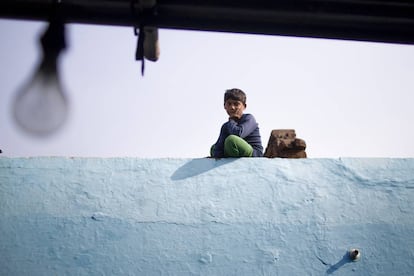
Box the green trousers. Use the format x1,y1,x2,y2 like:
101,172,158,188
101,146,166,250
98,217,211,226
211,135,253,157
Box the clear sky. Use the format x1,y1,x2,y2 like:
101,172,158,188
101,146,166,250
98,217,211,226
1,18,414,158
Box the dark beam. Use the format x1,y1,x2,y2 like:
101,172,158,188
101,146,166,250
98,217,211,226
1,0,414,44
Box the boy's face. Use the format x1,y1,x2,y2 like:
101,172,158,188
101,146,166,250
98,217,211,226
224,99,246,119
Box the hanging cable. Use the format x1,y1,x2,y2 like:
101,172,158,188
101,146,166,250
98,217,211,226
131,0,144,75
135,25,145,76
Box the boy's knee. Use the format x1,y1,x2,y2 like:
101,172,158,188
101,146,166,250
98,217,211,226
224,135,253,157
224,135,239,146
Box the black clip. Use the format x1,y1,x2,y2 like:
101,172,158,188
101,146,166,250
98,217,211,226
134,25,145,76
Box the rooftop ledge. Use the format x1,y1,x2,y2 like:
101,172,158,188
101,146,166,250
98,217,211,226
1,157,414,275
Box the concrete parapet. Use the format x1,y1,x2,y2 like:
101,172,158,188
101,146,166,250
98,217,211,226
1,157,413,275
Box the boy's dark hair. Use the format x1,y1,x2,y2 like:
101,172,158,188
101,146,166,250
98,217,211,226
224,88,247,105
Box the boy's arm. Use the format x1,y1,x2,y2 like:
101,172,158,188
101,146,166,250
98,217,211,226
212,123,227,158
212,142,224,158
226,114,258,138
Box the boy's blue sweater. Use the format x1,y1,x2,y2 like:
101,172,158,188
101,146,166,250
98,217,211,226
213,113,263,157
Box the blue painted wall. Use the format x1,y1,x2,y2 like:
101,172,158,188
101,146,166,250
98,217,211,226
1,157,413,275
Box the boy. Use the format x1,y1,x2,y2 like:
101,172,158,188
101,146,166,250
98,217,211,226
211,88,263,158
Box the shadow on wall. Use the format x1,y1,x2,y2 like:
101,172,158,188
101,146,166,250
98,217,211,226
317,251,357,274
171,158,237,180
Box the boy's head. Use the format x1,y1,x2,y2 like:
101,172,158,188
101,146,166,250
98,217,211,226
224,88,247,106
224,88,247,119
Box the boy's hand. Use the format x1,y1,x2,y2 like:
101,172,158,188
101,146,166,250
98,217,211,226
229,115,241,121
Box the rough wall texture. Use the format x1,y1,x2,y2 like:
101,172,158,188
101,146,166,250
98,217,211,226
1,157,413,275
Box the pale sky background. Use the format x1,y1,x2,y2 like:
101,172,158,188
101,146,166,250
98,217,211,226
1,18,413,158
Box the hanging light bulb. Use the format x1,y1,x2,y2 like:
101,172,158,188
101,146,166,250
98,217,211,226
13,12,68,136
13,57,68,136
